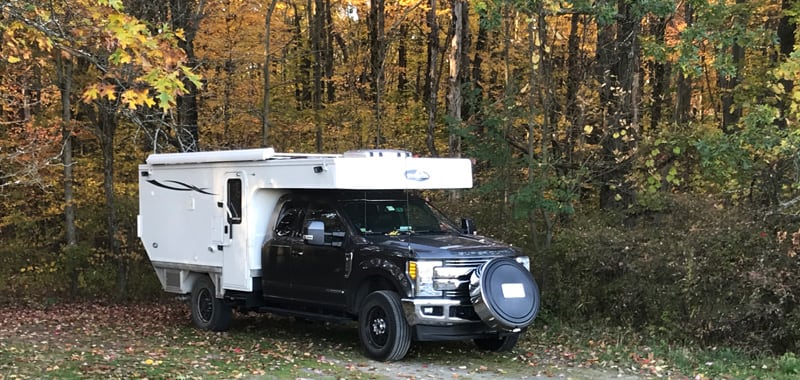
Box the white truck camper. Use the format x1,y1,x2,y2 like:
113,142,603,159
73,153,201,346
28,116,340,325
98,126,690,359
138,148,539,361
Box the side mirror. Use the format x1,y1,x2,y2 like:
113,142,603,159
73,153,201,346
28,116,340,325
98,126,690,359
461,218,476,235
304,220,325,245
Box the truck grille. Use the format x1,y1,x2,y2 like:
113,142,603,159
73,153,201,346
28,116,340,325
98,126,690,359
441,258,494,298
443,257,493,267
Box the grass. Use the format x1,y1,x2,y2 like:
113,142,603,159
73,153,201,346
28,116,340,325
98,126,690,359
520,317,800,380
0,301,797,379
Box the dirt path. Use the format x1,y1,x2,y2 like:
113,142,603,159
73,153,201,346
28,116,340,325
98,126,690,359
341,358,642,380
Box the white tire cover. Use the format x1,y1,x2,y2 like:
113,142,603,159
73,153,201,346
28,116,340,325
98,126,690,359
469,257,540,330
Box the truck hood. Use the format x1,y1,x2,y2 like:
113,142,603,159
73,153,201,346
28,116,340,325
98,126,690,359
364,233,520,259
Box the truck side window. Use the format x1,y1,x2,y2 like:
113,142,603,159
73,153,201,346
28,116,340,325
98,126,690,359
275,202,304,237
227,178,242,224
307,206,346,247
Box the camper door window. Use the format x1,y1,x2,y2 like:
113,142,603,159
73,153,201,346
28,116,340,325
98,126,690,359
226,178,242,224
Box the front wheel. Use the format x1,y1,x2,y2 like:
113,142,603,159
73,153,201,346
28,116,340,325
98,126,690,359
190,275,232,332
473,332,520,352
358,290,411,361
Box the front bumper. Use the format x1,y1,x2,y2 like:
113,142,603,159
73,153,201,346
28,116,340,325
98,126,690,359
401,297,522,341
401,297,480,326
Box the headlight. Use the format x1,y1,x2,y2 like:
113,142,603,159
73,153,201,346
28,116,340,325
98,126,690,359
408,260,441,296
515,255,531,271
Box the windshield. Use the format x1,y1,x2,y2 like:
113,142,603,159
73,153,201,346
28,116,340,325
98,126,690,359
341,197,460,235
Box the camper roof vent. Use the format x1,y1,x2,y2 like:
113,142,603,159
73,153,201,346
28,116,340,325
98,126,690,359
343,149,412,158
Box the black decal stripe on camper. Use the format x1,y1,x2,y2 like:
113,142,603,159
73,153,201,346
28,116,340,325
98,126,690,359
147,180,216,195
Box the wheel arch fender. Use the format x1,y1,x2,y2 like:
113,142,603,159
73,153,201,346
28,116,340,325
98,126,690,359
186,272,224,298
348,258,412,312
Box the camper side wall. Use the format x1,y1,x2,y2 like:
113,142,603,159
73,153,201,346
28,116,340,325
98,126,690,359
138,164,226,293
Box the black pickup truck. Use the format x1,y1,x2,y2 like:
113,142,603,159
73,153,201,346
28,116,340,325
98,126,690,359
195,190,539,361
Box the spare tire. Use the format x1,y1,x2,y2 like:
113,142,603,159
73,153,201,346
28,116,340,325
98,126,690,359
469,257,540,331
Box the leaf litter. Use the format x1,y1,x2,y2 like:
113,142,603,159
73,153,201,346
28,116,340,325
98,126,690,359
0,301,655,379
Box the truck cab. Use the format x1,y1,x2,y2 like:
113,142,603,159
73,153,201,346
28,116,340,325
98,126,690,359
256,190,539,360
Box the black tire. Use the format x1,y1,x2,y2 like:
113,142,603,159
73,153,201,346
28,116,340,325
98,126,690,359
190,276,232,332
474,332,520,352
358,290,411,361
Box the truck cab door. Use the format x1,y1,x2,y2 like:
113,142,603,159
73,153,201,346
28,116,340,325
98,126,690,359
263,200,306,297
221,172,250,291
292,203,348,306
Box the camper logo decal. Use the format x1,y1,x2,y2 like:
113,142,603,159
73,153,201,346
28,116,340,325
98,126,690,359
147,180,215,195
404,169,430,181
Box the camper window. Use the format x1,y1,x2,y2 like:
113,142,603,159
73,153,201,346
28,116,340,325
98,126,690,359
226,178,242,224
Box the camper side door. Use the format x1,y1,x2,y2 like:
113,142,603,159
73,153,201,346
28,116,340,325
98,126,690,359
221,172,250,291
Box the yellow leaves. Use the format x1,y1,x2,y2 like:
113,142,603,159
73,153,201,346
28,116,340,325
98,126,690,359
121,89,156,109
82,83,121,104
97,0,125,11
83,85,156,110
82,84,101,103
7,56,21,64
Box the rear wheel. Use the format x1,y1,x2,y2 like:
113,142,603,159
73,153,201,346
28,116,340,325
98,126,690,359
473,332,520,352
358,290,411,361
190,276,232,331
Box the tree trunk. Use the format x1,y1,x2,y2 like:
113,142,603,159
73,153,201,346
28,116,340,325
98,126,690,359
311,0,324,151
674,3,693,124
649,15,670,131
93,102,124,296
368,0,386,147
467,11,488,132
57,54,78,294
565,13,585,165
599,0,640,210
323,0,335,103
262,0,278,147
168,0,205,152
446,0,467,158
425,0,440,157
719,0,746,134
776,0,795,129
397,24,409,98
293,3,311,109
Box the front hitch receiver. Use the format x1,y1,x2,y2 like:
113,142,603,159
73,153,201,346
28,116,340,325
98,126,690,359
469,257,540,331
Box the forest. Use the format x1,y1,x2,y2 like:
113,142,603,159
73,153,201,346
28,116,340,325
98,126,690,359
3,0,800,356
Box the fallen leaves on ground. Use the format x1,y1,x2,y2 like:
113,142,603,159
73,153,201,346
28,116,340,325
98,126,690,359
0,302,358,379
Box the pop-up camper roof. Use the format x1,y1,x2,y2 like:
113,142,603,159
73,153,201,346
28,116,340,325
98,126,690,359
142,148,473,190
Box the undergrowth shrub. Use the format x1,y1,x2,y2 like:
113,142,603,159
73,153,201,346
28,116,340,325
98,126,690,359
0,193,165,303
541,194,800,353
